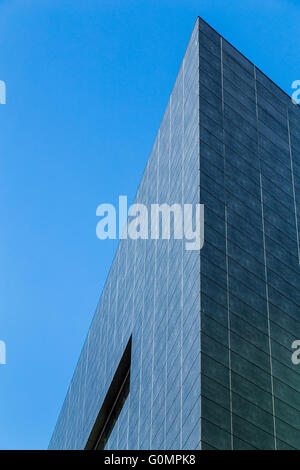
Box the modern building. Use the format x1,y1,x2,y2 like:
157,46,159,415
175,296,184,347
49,17,300,450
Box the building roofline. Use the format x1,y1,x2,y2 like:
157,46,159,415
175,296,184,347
196,15,300,108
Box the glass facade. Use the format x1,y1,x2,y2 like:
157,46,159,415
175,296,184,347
49,17,300,450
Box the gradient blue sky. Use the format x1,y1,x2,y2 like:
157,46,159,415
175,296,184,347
0,0,299,450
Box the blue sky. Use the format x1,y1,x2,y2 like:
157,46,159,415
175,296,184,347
0,0,299,450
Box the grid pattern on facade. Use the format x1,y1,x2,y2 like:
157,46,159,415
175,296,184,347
49,19,200,451
198,19,300,450
49,17,300,450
